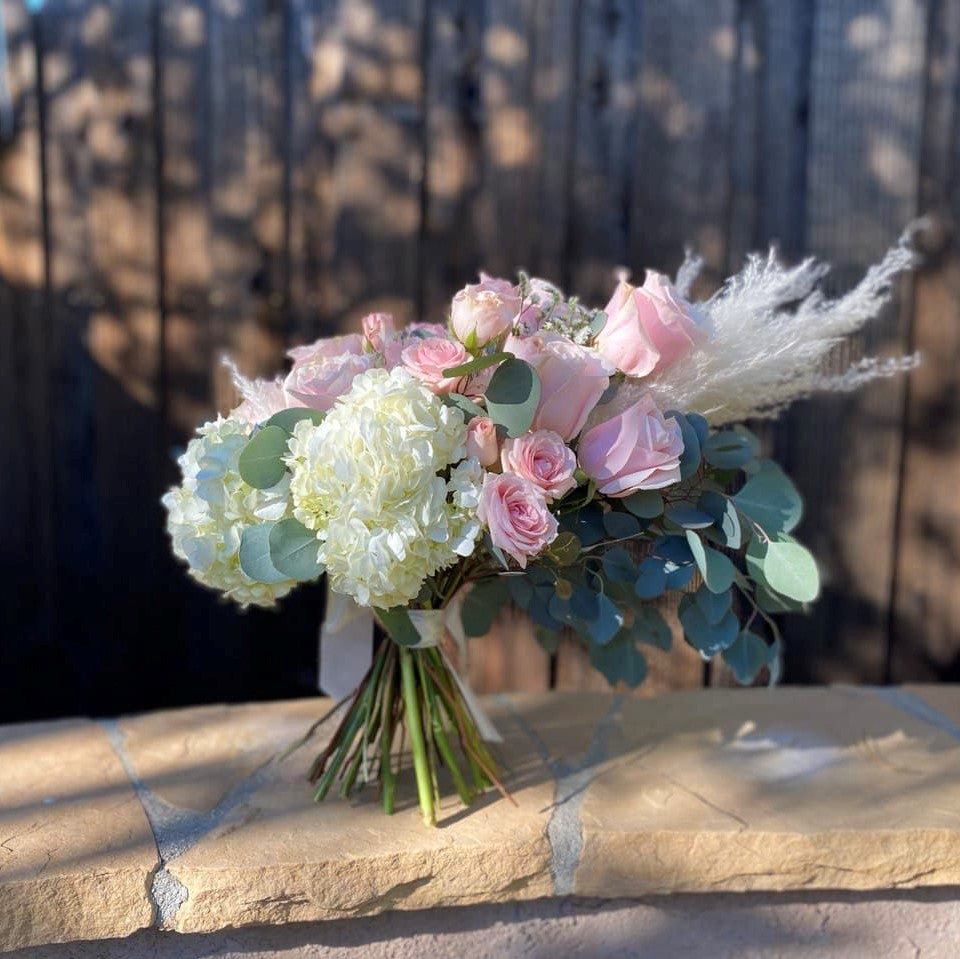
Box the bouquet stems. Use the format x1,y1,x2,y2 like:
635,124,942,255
305,639,509,826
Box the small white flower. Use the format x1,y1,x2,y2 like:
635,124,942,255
162,416,298,608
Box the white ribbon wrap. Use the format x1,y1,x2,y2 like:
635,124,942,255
318,587,502,743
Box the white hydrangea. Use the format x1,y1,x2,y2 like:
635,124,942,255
285,367,482,608
162,416,298,608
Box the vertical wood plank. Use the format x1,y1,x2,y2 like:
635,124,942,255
35,0,103,714
889,0,960,682
290,0,426,342
629,0,738,294
83,0,165,709
0,0,56,718
782,0,927,684
567,0,640,302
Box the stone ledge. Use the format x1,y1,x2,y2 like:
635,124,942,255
1,685,959,952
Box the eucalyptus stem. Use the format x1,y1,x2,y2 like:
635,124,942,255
399,647,435,826
379,646,397,813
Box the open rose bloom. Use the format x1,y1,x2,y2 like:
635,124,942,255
169,237,919,825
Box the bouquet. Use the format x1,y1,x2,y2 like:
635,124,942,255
163,231,919,826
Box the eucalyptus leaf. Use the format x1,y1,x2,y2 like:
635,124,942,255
559,502,605,546
679,595,740,658
762,534,820,602
238,425,289,489
507,574,534,607
603,510,642,539
263,407,324,436
692,583,732,626
374,606,422,647
723,630,769,684
629,606,671,650
545,530,581,565
485,357,541,437
665,505,715,529
687,412,710,449
442,392,485,420
667,410,701,480
534,627,561,654
685,531,736,594
698,490,742,549
622,490,664,519
442,351,511,377
732,463,803,534
238,522,288,584
634,556,667,599
460,578,508,637
589,637,648,688
267,517,324,581
602,546,637,583
703,430,756,470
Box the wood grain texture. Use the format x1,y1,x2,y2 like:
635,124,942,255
0,0,55,673
782,0,927,685
3,0,960,719
889,0,960,683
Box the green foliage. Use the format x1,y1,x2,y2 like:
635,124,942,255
627,606,671,650
442,351,512,377
460,578,509,637
545,531,581,565
558,501,605,546
589,637,648,687
698,490,742,549
685,530,736,593
759,533,820,602
602,510,642,539
703,429,757,470
238,523,288,584
678,593,739,659
374,606,422,647
441,392,485,420
723,630,769,684
267,518,324,581
485,357,541,436
263,407,324,435
667,410,702,480
622,489,665,519
732,463,803,534
634,556,667,599
665,505,714,529
238,425,289,489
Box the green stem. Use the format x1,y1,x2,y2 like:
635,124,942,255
399,647,435,826
379,647,397,813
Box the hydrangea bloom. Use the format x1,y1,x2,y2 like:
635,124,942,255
162,416,297,607
285,367,482,608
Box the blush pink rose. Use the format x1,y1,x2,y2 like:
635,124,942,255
450,274,521,347
500,430,577,502
361,312,397,352
478,472,558,568
505,333,613,441
466,416,500,467
287,333,364,365
578,394,684,496
595,272,707,377
284,352,374,411
401,336,470,394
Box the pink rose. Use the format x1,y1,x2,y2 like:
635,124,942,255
505,333,613,440
478,472,558,568
287,333,364,365
466,416,500,467
578,394,684,496
401,336,470,394
361,312,397,352
595,272,707,377
284,352,374,411
450,274,521,347
500,430,577,502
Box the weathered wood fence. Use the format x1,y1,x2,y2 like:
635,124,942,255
1,0,958,721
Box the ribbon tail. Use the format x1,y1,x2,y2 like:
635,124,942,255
318,585,374,700
440,647,504,743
